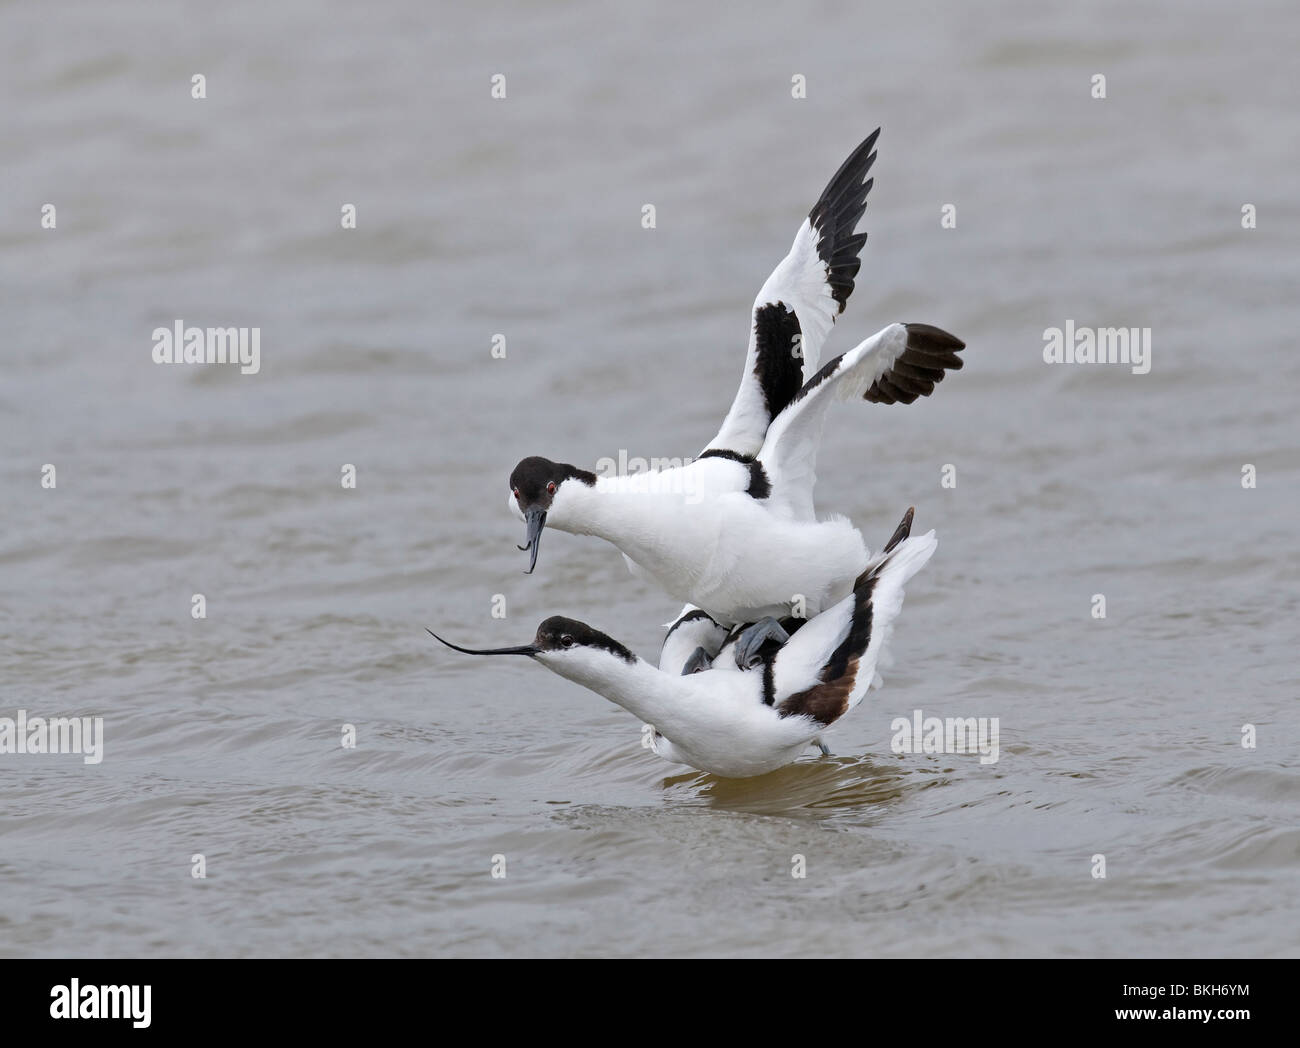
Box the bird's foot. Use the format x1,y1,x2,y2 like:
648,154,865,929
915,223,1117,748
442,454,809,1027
681,646,713,675
733,617,790,669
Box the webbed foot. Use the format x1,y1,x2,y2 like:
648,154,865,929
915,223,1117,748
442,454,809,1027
733,617,790,669
681,646,713,675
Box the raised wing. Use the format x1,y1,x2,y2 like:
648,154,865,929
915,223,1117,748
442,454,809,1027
704,129,880,459
758,323,965,520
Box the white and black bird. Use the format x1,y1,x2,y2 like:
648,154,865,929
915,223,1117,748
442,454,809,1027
507,130,963,641
509,321,960,629
431,508,935,779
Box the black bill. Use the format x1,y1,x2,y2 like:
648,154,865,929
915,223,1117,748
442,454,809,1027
517,507,546,574
426,628,538,657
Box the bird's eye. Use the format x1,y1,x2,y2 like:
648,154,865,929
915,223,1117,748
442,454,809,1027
513,488,521,500
561,635,575,648
547,481,557,495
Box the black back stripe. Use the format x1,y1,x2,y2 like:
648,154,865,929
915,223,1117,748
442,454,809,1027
790,351,847,407
752,301,804,419
777,573,877,726
762,659,776,706
698,448,750,462
696,449,771,500
823,576,875,695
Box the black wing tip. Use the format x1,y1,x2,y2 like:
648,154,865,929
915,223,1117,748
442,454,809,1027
809,147,879,230
863,324,966,404
838,128,882,180
903,322,966,351
882,507,914,554
808,130,882,314
815,130,880,211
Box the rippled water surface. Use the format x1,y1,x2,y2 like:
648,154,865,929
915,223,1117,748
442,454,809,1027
2,0,1297,957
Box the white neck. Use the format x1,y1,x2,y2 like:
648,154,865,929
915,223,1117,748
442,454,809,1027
542,650,694,732
549,477,697,566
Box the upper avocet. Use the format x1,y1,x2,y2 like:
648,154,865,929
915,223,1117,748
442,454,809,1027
506,130,963,633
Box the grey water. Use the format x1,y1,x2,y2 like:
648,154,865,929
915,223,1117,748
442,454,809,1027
1,0,1297,957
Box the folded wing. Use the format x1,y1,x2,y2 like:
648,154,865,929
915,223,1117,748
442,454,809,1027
771,513,937,726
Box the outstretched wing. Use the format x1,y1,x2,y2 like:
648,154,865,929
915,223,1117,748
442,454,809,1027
704,130,880,459
758,323,965,520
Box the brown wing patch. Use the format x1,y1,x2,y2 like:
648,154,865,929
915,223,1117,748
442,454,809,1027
777,574,876,726
777,656,859,725
863,323,965,405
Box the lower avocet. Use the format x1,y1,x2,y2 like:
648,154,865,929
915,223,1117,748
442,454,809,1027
431,508,935,778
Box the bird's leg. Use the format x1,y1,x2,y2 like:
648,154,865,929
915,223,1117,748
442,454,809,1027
815,739,832,757
681,646,713,675
733,617,790,669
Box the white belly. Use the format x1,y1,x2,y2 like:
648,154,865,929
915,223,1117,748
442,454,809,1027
625,503,868,626
652,727,815,777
